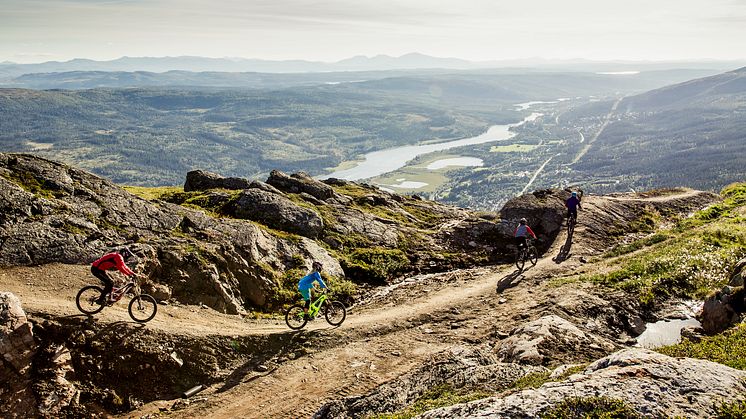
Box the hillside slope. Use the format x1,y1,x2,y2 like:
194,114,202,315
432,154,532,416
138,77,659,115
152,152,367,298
3,155,741,418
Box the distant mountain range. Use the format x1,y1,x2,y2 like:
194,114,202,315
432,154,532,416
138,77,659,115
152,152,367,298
1,53,744,79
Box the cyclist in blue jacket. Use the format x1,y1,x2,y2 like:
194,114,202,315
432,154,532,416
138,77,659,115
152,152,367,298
298,261,327,319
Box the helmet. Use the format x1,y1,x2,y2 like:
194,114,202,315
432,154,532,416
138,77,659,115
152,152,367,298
118,247,135,261
519,218,527,224
312,261,323,272
571,191,577,197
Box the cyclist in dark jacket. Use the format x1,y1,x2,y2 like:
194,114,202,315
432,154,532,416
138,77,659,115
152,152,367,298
91,248,137,305
566,191,582,221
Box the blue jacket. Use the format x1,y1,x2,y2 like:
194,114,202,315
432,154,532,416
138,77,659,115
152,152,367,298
298,271,327,290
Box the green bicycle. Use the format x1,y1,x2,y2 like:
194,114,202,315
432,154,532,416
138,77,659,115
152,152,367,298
285,289,346,330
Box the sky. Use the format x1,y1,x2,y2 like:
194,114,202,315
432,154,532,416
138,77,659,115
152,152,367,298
2,0,746,63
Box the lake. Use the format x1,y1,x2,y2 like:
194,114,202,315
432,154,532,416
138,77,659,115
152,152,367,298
325,112,541,181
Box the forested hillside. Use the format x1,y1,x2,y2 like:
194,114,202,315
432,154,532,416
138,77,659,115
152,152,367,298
573,67,746,191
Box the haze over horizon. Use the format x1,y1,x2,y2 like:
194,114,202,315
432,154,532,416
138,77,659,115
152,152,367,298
3,0,746,65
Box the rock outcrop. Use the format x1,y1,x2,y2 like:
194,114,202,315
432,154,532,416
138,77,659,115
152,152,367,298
1,292,39,418
699,286,745,334
496,315,616,366
316,346,546,419
0,154,342,312
267,170,337,201
227,189,324,238
419,349,746,418
184,169,253,192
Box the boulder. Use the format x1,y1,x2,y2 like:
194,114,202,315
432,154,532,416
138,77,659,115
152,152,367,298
496,315,615,366
184,169,252,192
699,286,745,334
267,170,336,201
419,349,746,419
227,189,324,238
0,292,39,418
316,346,546,419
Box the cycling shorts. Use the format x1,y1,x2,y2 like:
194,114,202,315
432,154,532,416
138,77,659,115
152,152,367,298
299,288,312,301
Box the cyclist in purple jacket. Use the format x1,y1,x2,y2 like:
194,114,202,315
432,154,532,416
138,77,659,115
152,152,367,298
298,261,328,319
566,191,582,221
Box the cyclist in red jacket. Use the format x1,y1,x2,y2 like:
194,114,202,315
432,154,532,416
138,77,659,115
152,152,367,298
91,248,137,305
514,218,537,249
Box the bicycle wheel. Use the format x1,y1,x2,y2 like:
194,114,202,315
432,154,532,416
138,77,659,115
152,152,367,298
128,294,158,323
76,285,105,315
528,246,539,266
567,217,575,235
324,301,347,327
515,250,526,271
285,304,308,330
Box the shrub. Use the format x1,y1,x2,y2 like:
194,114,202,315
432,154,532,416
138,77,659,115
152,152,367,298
539,396,642,419
341,248,409,283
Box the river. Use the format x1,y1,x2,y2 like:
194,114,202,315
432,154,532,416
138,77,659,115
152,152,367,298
325,112,541,181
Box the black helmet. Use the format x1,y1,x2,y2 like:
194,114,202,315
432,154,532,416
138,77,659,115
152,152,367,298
312,261,323,272
118,247,135,261
519,218,527,224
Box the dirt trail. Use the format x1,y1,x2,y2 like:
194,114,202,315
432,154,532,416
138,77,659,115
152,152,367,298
0,190,704,419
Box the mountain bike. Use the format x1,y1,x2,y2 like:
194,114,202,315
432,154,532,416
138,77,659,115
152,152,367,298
285,289,346,330
515,238,538,271
567,212,577,235
76,276,158,323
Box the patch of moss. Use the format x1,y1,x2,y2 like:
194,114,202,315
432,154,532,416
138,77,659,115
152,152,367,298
715,399,746,418
539,396,642,419
657,323,746,371
509,371,552,390
342,247,409,283
1,170,60,199
122,185,182,200
368,385,490,419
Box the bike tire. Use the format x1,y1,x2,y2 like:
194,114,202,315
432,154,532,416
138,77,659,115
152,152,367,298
128,294,158,323
76,285,106,315
324,301,347,327
515,250,526,271
528,246,539,266
285,304,308,330
567,218,575,235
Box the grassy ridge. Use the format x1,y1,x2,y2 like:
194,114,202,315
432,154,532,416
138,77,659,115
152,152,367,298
579,183,746,304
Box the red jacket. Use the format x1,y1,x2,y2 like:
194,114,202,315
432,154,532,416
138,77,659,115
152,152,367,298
514,225,536,239
92,253,135,276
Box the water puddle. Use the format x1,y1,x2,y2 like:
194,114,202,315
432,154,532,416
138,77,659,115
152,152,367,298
635,317,701,348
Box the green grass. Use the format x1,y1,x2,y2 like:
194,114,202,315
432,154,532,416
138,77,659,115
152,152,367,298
489,143,539,153
603,232,671,258
122,185,182,200
539,397,642,419
715,399,746,418
341,248,410,283
580,183,746,304
657,323,746,371
1,170,59,199
367,385,490,419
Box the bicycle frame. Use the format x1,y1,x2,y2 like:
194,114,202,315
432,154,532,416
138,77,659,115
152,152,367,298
109,280,138,303
307,292,328,318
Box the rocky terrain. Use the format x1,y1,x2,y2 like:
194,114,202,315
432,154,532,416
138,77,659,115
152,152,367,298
1,153,745,418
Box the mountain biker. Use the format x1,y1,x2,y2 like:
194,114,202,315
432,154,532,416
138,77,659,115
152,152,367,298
514,218,537,249
298,261,328,319
566,191,582,221
91,247,138,305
